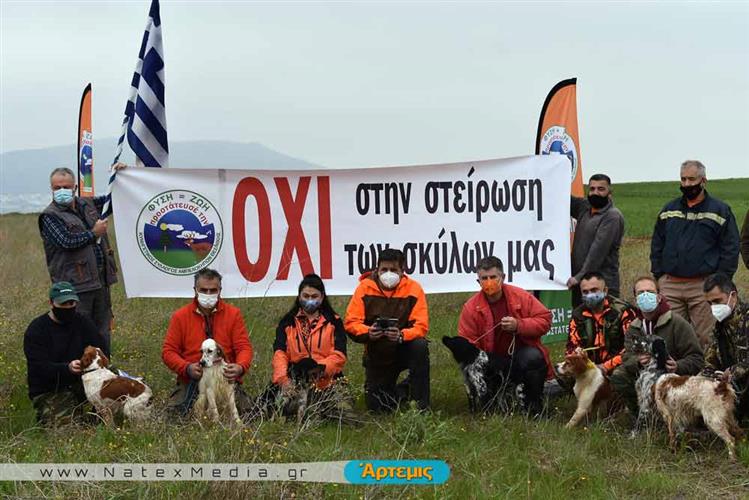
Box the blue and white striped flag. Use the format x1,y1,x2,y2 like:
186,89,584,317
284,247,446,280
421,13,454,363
102,0,167,217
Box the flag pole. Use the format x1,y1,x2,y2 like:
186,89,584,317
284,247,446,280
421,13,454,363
101,0,167,219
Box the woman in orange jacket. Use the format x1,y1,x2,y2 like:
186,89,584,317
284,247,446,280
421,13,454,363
260,274,356,422
272,274,347,389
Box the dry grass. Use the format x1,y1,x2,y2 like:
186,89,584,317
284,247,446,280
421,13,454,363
1,186,748,499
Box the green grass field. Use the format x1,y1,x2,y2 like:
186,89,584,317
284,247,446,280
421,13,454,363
613,178,749,239
149,248,203,268
0,178,748,499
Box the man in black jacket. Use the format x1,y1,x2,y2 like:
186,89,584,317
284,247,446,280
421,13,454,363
23,282,105,425
650,160,740,346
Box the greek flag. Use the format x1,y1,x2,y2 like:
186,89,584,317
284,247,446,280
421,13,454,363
102,0,167,217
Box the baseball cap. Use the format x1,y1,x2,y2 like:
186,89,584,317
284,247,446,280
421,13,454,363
49,282,80,304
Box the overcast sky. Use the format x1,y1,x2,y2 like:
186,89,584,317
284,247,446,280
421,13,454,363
1,1,747,182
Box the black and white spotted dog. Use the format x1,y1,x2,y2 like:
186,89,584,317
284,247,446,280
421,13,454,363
629,334,669,436
442,336,523,413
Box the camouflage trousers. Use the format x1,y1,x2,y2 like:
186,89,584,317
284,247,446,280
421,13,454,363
31,390,92,426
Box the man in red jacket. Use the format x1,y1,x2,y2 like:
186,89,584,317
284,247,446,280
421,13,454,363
162,268,254,417
458,256,552,414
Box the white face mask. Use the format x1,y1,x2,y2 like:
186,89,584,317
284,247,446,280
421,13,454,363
711,292,735,322
379,271,401,290
197,292,219,310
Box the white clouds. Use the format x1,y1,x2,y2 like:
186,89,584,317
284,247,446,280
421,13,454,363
164,223,184,231
176,230,207,240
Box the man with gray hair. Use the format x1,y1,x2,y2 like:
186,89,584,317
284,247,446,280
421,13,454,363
38,164,125,354
162,268,254,417
650,160,740,346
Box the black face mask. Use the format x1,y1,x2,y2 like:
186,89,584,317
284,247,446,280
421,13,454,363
587,194,609,209
680,183,703,201
52,306,76,324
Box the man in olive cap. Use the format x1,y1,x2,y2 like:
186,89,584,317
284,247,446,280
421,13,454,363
23,282,106,425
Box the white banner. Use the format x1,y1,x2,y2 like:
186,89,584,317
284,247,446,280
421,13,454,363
111,155,570,297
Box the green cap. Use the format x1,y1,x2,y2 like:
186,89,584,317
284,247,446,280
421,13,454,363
49,282,79,304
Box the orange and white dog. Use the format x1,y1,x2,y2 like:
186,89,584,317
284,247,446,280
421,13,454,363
80,346,152,425
654,372,742,459
193,339,243,427
556,348,616,429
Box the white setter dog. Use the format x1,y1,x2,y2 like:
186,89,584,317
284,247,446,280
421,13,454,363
193,339,242,427
654,372,743,460
80,346,151,425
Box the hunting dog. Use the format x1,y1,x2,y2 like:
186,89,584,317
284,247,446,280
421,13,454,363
441,336,520,413
193,339,242,427
654,371,742,460
556,348,616,428
629,334,669,436
80,346,151,425
281,357,326,423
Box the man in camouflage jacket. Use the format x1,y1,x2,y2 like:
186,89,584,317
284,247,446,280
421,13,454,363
702,273,749,421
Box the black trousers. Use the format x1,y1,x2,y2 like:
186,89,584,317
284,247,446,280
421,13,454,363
502,344,548,411
364,338,430,412
77,285,112,356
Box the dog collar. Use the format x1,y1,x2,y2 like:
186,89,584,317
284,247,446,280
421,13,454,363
82,366,98,373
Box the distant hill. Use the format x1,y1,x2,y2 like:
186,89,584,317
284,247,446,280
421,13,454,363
0,138,320,195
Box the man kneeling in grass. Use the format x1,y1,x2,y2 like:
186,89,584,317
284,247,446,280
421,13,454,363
546,272,637,400
702,273,749,423
457,256,553,415
609,275,703,416
344,248,430,412
24,282,106,426
162,268,254,418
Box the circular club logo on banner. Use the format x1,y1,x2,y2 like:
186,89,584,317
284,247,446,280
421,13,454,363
137,190,223,275
539,125,578,183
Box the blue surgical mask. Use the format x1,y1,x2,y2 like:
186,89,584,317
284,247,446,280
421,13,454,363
53,188,74,206
300,298,321,314
582,291,606,308
636,292,658,313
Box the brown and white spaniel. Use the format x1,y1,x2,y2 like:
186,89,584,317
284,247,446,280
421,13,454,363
80,346,152,425
556,348,617,429
654,372,743,460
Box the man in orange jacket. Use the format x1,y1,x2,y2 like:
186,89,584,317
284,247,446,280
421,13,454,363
162,268,254,417
458,256,552,414
344,248,430,412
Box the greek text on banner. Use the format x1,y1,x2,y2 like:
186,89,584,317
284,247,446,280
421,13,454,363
111,155,571,297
